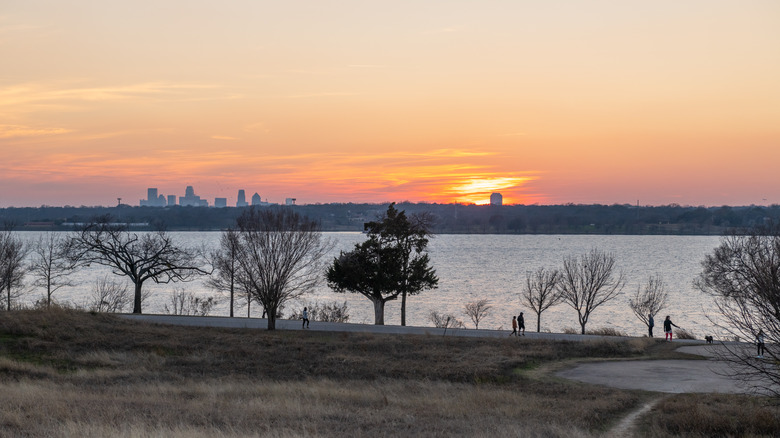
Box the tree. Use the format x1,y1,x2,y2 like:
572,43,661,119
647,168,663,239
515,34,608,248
0,229,28,311
206,228,242,317
29,232,78,308
164,288,217,316
234,208,330,330
365,203,437,325
428,311,464,329
327,239,400,324
327,203,438,325
522,266,563,332
557,249,625,334
463,299,491,330
628,274,669,336
70,217,206,314
696,224,780,395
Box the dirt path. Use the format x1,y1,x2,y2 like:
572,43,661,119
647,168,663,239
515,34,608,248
604,396,664,438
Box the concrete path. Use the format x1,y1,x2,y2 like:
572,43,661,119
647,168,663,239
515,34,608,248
120,314,703,343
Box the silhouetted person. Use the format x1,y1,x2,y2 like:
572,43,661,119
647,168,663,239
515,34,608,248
517,312,525,336
302,306,310,329
757,330,766,358
664,315,678,341
648,314,655,337
510,316,518,336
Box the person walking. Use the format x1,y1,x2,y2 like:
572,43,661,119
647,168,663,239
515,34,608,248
302,306,310,329
663,315,678,341
517,312,525,336
648,314,655,337
510,316,518,336
757,330,766,358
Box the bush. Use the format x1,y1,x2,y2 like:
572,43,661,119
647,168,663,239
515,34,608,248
586,327,627,337
290,301,350,323
674,328,696,340
164,288,217,316
428,311,464,329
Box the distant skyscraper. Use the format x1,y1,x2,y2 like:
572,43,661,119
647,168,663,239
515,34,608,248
214,197,227,208
179,186,208,207
285,198,296,206
490,193,503,206
167,195,176,206
140,187,166,207
236,189,248,207
251,193,262,206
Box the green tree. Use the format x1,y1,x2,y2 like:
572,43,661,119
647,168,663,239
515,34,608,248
327,203,438,325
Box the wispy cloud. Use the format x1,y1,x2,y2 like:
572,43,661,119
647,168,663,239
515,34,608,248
0,124,71,138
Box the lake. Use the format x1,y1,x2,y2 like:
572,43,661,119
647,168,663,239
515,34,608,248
14,232,724,337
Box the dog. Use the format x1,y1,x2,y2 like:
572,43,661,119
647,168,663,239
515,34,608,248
705,335,713,344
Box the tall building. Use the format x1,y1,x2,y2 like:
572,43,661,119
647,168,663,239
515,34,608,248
214,198,227,208
140,188,166,207
251,192,262,206
167,195,176,206
490,193,503,206
179,186,208,207
236,189,248,207
285,198,296,205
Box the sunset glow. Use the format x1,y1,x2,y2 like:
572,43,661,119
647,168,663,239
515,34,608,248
1,1,779,207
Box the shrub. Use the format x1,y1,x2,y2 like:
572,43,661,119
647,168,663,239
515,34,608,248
289,301,350,323
674,328,696,340
586,327,627,337
428,311,464,329
562,327,578,334
164,288,217,316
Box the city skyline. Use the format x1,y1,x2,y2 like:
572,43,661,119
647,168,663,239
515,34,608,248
1,2,779,208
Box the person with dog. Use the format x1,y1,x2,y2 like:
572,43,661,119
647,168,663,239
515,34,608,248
663,315,678,341
757,330,765,358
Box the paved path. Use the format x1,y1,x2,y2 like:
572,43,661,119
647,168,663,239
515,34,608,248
120,314,703,342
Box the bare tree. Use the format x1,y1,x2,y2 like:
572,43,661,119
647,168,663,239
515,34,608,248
696,224,780,396
557,249,625,335
628,274,669,337
29,232,78,308
235,208,331,330
463,299,491,330
0,229,28,311
69,217,207,314
522,267,562,332
88,275,131,313
206,228,242,317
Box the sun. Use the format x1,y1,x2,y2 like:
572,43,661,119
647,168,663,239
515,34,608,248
443,177,533,205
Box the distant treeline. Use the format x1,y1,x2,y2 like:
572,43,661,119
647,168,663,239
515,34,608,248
3,203,780,235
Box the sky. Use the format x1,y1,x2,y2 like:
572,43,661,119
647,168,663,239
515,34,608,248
1,1,779,207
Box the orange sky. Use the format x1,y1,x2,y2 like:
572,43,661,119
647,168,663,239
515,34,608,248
1,1,779,207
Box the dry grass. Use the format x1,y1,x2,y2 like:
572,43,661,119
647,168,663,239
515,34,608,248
637,393,780,437
0,308,777,437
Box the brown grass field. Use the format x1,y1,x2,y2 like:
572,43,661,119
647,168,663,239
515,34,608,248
0,308,778,437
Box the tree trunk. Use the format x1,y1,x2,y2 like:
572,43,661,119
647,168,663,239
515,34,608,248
132,281,143,314
580,321,586,335
267,305,277,330
373,299,385,325
537,313,541,333
400,291,407,326
229,282,234,318
5,283,10,311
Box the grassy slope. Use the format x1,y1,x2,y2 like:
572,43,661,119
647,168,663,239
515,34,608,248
0,308,777,437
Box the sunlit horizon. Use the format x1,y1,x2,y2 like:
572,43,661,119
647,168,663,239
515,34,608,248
2,1,779,208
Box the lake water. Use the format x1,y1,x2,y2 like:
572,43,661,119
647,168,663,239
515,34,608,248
14,232,724,337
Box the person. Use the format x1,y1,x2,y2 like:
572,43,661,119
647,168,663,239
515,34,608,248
648,314,655,337
663,315,678,341
757,330,765,358
302,306,310,329
517,312,525,336
510,316,518,336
